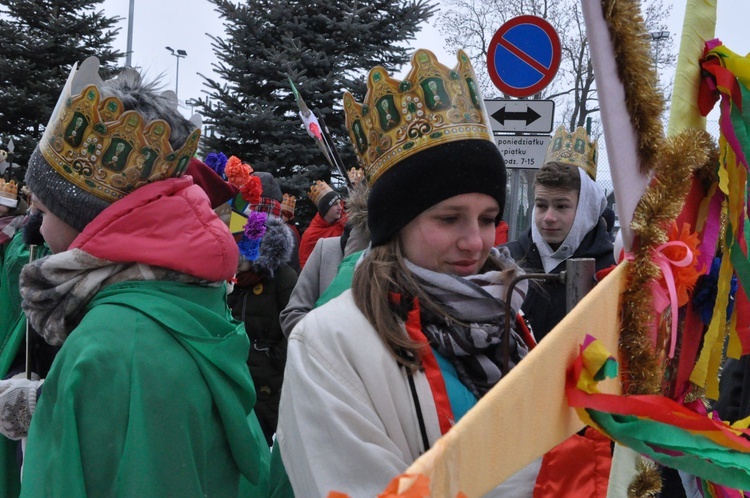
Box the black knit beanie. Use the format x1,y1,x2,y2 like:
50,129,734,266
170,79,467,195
317,190,341,218
368,139,506,247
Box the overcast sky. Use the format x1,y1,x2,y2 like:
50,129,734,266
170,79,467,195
99,0,748,120
93,0,748,200
99,0,454,113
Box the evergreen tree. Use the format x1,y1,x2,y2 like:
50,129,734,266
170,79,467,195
0,0,122,181
200,0,435,227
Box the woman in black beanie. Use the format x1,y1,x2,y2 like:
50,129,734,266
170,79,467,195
276,49,538,496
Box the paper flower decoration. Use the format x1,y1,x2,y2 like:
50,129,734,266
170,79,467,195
244,211,267,240
659,222,704,308
236,211,267,262
237,237,261,261
225,155,253,187
239,175,263,205
204,152,228,178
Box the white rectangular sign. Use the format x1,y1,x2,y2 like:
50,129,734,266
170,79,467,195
485,99,555,133
495,135,550,169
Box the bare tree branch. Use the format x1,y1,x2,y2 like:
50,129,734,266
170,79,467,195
436,0,674,130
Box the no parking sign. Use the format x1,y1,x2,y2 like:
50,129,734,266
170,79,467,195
487,16,561,98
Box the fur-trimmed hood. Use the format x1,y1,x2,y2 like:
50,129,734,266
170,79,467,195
251,214,294,278
342,180,371,256
344,181,369,237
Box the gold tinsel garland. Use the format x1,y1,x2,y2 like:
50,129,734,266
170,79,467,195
627,457,662,498
602,0,665,174
602,0,718,399
621,130,716,395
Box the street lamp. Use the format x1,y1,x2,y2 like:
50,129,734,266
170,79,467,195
165,46,187,100
649,30,670,70
125,0,135,67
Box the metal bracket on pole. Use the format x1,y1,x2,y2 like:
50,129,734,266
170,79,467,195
503,271,566,373
501,258,596,374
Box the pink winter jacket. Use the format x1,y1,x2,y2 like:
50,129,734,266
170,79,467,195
71,176,239,282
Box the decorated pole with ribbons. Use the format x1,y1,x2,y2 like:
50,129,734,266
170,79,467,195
288,78,352,189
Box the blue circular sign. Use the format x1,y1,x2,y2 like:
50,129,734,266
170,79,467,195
487,16,561,98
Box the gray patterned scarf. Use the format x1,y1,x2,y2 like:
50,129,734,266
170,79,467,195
19,249,216,346
406,248,529,398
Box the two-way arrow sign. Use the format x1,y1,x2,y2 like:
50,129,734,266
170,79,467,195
484,99,555,133
492,106,541,126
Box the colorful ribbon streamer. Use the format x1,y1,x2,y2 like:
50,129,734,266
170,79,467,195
568,335,750,491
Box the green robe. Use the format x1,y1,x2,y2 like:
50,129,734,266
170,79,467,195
314,250,362,308
21,280,269,497
0,231,49,498
0,232,50,375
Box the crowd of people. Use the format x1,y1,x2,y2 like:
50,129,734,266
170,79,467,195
0,44,735,498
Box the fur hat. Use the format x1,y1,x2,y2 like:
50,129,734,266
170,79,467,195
25,58,200,233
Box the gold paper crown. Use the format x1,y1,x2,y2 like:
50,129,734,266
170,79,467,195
343,49,493,184
0,179,18,204
281,193,296,216
39,57,201,202
307,180,334,206
347,167,365,186
544,126,598,180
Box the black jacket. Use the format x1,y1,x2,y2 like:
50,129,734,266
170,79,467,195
227,217,298,445
502,218,615,342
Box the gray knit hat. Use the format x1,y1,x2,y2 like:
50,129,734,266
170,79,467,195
25,57,200,233
26,148,111,232
255,171,282,202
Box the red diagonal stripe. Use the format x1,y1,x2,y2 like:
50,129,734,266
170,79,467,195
498,35,551,75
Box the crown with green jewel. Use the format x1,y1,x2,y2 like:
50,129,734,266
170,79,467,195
343,49,493,184
0,179,18,208
39,57,201,202
545,126,598,180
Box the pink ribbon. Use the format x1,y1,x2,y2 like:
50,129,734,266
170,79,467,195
625,241,695,358
653,241,695,358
